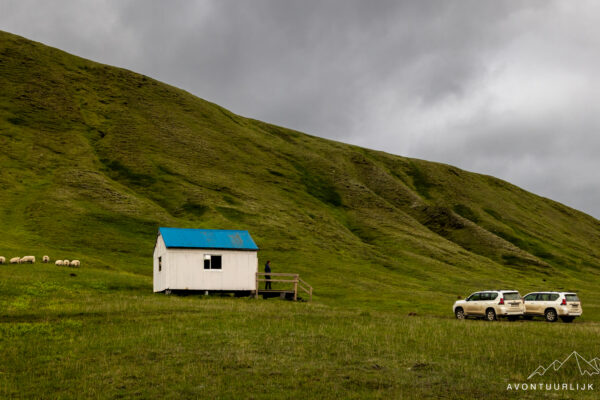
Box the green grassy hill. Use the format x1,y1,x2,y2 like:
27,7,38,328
1,30,600,312
3,30,600,399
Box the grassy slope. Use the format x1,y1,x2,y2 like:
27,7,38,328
1,31,600,398
1,30,599,309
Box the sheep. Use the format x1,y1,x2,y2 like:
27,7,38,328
71,260,80,267
43,255,49,263
10,257,21,264
20,256,36,264
63,259,70,267
55,260,63,266
0,256,5,264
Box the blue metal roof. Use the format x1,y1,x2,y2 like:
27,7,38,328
159,227,259,250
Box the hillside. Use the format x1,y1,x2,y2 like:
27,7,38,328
1,29,600,313
5,30,600,399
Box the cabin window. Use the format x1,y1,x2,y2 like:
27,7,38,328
158,256,162,272
204,254,222,270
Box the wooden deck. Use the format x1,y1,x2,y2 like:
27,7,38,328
254,272,313,301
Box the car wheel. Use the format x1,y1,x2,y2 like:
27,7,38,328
560,316,574,323
485,308,496,321
545,309,557,322
455,308,465,320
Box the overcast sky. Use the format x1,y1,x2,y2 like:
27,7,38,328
2,0,600,218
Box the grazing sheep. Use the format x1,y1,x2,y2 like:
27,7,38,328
10,257,20,264
20,256,36,264
43,255,49,263
63,259,70,267
55,260,64,266
71,260,80,267
0,256,5,264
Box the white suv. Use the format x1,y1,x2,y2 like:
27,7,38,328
522,292,582,322
453,290,524,321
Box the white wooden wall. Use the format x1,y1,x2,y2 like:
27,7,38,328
153,235,168,292
153,235,258,292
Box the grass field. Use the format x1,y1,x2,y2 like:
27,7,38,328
2,30,600,398
2,264,600,399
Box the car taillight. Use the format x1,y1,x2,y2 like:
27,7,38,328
561,298,567,305
499,298,504,305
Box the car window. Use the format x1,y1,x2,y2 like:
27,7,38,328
565,294,580,302
490,293,498,300
524,294,537,301
550,294,559,301
503,292,521,300
537,293,551,301
467,293,480,301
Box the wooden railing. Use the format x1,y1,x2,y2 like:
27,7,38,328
255,272,313,301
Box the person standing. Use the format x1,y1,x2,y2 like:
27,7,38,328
264,260,272,290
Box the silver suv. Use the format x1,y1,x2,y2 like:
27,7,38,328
453,290,524,321
522,292,582,322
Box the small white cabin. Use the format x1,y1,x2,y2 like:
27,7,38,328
153,227,259,293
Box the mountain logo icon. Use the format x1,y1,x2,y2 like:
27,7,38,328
528,352,600,380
